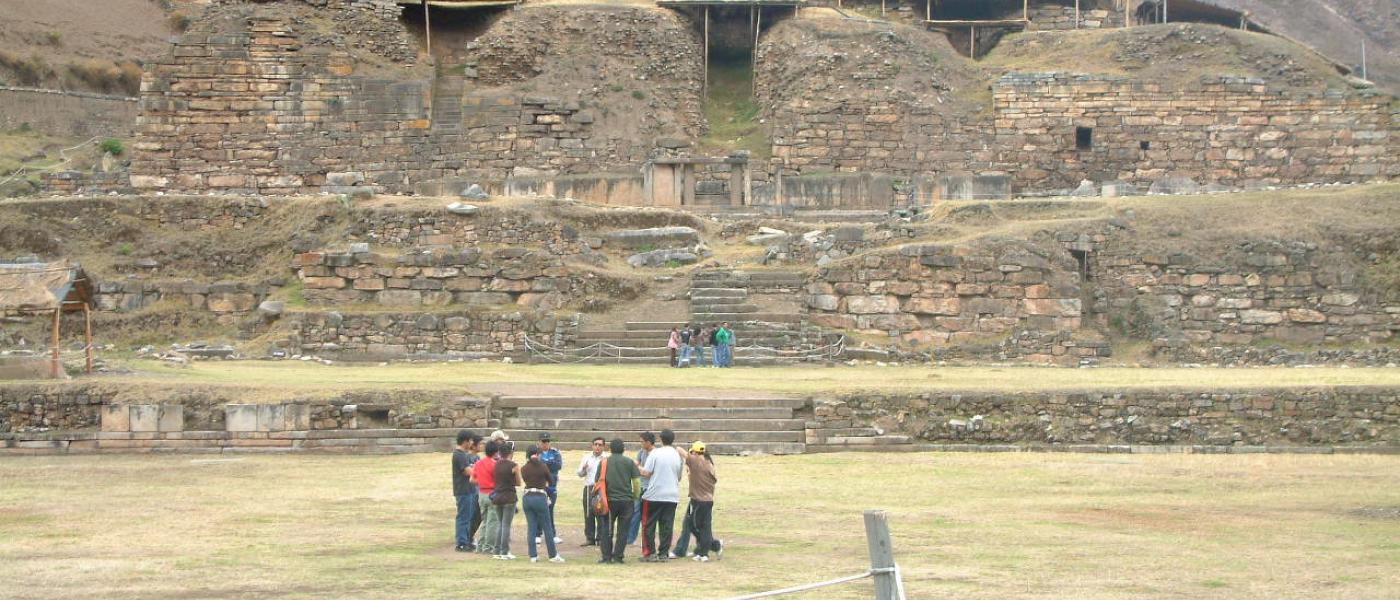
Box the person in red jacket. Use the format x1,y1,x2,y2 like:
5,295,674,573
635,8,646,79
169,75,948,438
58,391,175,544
471,440,499,554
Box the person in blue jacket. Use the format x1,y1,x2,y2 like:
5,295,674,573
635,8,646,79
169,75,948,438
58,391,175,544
538,432,564,544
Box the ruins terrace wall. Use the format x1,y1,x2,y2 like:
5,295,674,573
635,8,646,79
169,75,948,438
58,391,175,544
995,74,1399,191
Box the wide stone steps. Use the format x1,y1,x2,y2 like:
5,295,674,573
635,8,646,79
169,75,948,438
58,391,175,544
691,303,759,313
690,312,804,323
507,417,805,431
576,331,801,343
517,407,795,419
501,429,803,443
689,288,748,300
495,395,807,455
495,396,806,409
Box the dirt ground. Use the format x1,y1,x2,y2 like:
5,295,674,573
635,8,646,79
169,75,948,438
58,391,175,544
0,452,1396,599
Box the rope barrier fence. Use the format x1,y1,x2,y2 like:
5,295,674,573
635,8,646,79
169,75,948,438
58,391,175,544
523,334,845,364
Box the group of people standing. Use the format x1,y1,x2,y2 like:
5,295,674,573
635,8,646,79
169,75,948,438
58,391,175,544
668,322,736,368
452,428,721,565
576,429,722,564
452,430,564,562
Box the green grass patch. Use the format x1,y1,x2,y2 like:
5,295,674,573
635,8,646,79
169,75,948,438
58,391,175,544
698,59,771,160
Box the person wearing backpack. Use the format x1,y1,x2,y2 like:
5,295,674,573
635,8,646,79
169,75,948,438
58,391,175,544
595,438,641,564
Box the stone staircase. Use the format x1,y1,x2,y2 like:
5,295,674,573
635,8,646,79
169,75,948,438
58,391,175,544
689,268,807,324
430,70,465,132
494,395,809,455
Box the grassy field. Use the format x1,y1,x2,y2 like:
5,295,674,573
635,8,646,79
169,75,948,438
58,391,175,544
75,360,1400,400
0,452,1396,599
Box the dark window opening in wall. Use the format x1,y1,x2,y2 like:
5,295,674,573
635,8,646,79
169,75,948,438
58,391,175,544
359,407,391,429
1076,127,1093,150
1070,249,1092,281
1140,140,1151,151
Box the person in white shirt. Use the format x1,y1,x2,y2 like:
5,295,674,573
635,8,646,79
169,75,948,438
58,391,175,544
576,437,607,546
637,429,684,561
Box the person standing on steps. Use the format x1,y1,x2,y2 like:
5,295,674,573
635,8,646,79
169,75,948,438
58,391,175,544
521,445,564,563
451,430,481,552
716,321,735,368
693,324,709,367
667,326,681,367
537,432,564,545
626,431,655,549
639,429,684,562
491,444,523,560
708,324,722,368
598,438,641,564
471,440,499,554
672,440,722,562
576,437,607,547
678,324,694,367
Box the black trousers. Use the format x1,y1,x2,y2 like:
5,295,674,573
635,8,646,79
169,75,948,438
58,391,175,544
582,487,604,543
642,500,678,557
599,500,634,561
690,500,714,556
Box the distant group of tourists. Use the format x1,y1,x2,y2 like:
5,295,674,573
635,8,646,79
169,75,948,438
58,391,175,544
667,322,735,368
452,428,721,564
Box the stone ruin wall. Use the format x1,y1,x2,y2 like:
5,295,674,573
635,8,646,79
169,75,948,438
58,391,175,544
129,5,704,196
804,240,1088,357
995,74,1399,191
1067,231,1400,360
5,383,1395,453
294,247,622,311
817,388,1399,447
806,231,1398,363
283,309,566,358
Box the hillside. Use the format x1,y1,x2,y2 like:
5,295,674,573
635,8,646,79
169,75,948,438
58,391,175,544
0,0,188,95
1208,0,1400,92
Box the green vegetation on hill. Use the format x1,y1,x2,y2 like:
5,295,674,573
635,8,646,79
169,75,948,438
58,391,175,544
697,59,771,160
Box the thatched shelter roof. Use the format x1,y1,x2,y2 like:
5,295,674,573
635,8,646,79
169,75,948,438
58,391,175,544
0,260,95,313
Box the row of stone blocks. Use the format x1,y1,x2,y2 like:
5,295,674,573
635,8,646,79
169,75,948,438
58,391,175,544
100,404,317,433
1,429,456,455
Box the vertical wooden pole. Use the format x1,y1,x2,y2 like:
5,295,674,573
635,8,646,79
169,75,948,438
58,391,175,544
864,510,903,600
881,0,886,17
1023,0,1028,21
1162,0,1167,23
970,25,975,58
83,303,92,374
1075,0,1081,28
703,7,709,100
925,0,930,22
424,0,433,57
50,308,60,378
753,7,761,95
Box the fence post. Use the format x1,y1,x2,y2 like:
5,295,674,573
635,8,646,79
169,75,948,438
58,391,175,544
864,510,900,600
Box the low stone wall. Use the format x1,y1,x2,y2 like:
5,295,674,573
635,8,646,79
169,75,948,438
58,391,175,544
0,383,489,453
1025,5,1123,30
96,280,270,318
806,240,1085,351
295,248,621,310
814,387,1400,447
284,309,574,358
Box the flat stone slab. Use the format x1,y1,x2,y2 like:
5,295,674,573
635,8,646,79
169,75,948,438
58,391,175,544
605,226,700,249
626,248,699,268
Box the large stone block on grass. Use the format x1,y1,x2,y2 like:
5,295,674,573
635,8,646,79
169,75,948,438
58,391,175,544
225,404,259,432
100,405,131,432
129,405,161,432
157,404,185,432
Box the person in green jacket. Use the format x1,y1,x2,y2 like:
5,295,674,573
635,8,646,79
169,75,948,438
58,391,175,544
596,438,641,564
716,322,735,368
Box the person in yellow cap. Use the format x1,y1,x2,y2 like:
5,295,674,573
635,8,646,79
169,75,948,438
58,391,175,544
671,440,722,561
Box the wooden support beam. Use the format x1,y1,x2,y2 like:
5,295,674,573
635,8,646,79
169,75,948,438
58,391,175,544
753,6,761,94
424,2,432,57
970,25,975,58
925,0,930,22
864,510,902,600
1023,0,1028,21
1075,0,1080,28
83,303,92,374
50,308,60,379
703,6,709,100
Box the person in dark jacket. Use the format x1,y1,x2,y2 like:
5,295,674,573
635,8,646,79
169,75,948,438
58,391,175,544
522,445,564,563
451,430,481,552
596,438,641,564
491,445,523,560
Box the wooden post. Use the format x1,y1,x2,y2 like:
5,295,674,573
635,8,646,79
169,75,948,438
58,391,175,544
83,303,92,374
1023,0,1028,21
1075,0,1080,28
50,308,60,379
703,6,709,100
925,0,930,22
424,0,432,57
1162,0,1167,23
881,0,886,17
864,510,902,600
753,7,761,94
970,25,975,58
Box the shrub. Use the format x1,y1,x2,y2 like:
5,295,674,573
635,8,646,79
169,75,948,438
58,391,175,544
117,243,134,256
47,31,62,46
99,139,125,156
631,90,646,100
169,12,193,32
